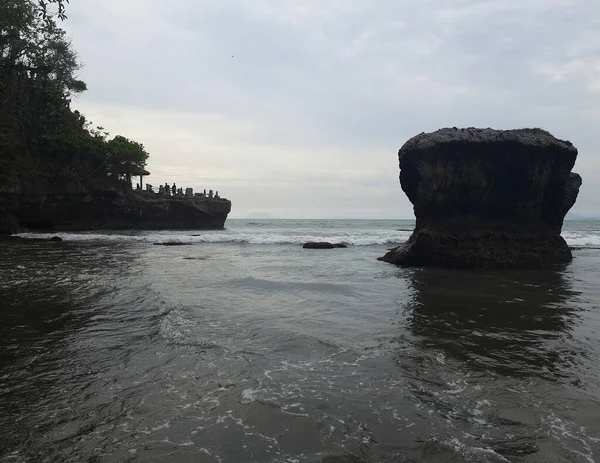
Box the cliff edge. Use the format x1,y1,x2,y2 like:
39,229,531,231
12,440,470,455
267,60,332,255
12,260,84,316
379,127,582,268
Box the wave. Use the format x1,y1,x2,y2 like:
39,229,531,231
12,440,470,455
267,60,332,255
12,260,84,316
561,231,600,247
15,231,412,246
14,230,600,247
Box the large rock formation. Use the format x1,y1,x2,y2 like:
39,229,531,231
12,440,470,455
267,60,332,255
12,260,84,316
380,128,582,268
0,183,231,233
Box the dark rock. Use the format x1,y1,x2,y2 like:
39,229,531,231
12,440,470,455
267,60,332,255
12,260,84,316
303,242,348,249
380,127,582,268
49,236,63,242
0,182,231,232
0,213,19,235
153,241,192,246
0,235,25,242
0,235,54,243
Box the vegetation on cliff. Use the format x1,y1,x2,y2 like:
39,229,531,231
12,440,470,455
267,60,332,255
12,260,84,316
0,0,148,195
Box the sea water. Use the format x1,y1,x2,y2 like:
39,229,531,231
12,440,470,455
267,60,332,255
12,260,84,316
1,219,599,462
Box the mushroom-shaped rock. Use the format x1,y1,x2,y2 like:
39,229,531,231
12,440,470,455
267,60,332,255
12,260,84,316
380,128,582,268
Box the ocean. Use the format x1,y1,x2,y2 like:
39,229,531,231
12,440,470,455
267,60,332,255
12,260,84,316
1,219,599,462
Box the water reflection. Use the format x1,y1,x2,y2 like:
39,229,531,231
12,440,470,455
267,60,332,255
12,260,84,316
0,242,147,458
401,265,582,378
0,243,137,358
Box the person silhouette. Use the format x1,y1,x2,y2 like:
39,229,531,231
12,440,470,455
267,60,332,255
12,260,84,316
172,183,176,196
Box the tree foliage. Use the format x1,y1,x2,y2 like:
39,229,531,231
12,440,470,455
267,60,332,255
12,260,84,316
0,0,150,196
107,136,150,169
37,0,69,21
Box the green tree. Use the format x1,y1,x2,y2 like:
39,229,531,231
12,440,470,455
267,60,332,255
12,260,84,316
37,0,69,21
107,135,150,169
1,0,151,197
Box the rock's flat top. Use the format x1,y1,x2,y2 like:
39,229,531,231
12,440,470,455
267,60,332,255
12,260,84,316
401,128,576,153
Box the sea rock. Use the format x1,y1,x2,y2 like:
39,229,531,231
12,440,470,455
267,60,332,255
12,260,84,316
0,213,19,235
380,127,582,268
49,236,63,242
303,242,348,249
0,235,24,242
153,241,192,246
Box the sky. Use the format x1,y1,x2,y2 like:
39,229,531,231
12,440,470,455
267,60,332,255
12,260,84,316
63,0,600,219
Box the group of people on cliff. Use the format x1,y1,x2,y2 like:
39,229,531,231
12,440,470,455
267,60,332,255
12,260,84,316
165,183,177,196
135,181,220,200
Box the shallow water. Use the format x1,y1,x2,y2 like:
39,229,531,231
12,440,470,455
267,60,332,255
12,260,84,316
1,220,600,462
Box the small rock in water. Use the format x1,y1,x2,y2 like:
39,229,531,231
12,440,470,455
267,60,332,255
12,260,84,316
303,242,348,249
49,236,63,242
153,241,192,246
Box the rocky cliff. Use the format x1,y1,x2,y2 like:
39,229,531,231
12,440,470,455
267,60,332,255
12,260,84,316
0,183,231,234
380,128,582,268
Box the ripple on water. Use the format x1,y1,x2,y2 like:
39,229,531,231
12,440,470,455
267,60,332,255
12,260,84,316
1,238,600,462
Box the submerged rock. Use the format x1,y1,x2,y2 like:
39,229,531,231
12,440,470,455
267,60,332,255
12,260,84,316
303,242,348,249
0,235,25,242
0,235,60,243
380,127,582,268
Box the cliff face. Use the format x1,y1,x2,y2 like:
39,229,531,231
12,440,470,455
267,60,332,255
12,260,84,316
380,128,582,268
0,184,232,233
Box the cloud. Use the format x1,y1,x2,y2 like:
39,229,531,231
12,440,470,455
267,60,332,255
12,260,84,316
65,0,600,218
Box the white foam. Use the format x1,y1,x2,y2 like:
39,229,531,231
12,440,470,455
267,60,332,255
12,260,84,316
14,227,600,248
15,230,411,246
241,386,261,404
562,231,600,247
445,437,511,462
546,413,597,463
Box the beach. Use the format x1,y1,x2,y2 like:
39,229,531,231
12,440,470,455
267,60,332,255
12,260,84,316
1,219,599,462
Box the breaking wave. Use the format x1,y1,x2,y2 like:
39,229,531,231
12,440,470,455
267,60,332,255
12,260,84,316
561,231,600,247
14,224,600,248
15,230,411,246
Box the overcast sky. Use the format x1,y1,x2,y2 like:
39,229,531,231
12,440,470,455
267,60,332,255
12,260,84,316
64,0,600,219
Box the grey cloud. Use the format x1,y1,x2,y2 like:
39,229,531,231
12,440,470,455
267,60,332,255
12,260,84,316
65,0,599,218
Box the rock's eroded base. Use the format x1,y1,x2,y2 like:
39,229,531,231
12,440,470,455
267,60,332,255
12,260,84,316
379,230,572,268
